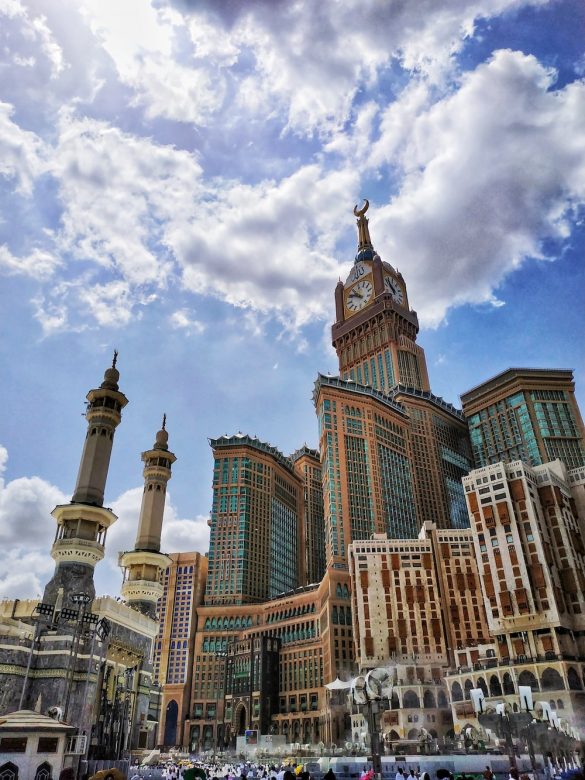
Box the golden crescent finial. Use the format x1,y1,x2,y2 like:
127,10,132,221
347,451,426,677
353,199,369,218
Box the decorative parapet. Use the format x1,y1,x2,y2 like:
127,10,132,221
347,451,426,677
121,579,164,604
50,538,105,566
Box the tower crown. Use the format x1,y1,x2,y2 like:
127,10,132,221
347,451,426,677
354,199,376,262
100,350,120,390
154,414,169,450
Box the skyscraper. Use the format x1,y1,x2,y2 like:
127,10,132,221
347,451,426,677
318,201,472,568
206,434,304,605
462,367,585,469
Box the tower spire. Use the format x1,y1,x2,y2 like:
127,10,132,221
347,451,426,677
119,418,175,618
353,199,375,261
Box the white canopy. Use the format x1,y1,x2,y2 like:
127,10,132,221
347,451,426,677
325,677,354,690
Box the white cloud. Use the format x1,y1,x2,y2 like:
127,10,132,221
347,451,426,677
0,245,60,278
0,101,46,194
0,445,68,599
169,309,206,335
78,0,228,125
367,50,585,326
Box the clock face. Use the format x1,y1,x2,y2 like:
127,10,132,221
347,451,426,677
384,275,404,304
346,279,373,313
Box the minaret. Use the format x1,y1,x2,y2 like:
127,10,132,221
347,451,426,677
119,417,174,619
43,354,127,606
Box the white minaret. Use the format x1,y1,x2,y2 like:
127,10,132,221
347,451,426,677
43,353,128,606
119,417,174,618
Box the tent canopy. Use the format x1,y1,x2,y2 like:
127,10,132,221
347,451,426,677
325,677,354,690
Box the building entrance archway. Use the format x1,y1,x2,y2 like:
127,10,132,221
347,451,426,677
236,704,247,736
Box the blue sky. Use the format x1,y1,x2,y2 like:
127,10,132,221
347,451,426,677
0,0,583,599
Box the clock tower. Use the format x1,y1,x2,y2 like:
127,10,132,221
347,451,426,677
332,200,430,393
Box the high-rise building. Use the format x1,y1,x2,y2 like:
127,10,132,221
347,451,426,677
349,523,490,671
206,434,305,605
291,446,326,584
347,523,490,742
317,201,472,568
154,552,207,747
462,368,585,469
446,458,585,735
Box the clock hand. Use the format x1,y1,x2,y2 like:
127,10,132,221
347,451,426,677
350,290,364,299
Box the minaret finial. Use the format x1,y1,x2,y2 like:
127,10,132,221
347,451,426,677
353,199,374,258
162,413,166,431
112,350,118,368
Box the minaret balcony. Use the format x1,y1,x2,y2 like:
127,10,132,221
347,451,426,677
120,579,165,604
50,537,105,566
119,550,172,570
51,503,118,529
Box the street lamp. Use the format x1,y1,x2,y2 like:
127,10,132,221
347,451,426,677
349,671,391,778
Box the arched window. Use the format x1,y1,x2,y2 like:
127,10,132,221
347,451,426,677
451,682,463,702
438,690,448,708
557,699,564,710
407,728,419,739
541,668,564,691
464,679,474,700
477,677,488,697
34,763,52,780
0,763,18,780
423,690,436,708
567,668,581,690
489,675,502,697
503,672,515,695
518,670,539,691
402,690,420,708
390,691,400,710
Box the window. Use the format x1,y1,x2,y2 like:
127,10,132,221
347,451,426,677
37,738,58,753
0,738,27,753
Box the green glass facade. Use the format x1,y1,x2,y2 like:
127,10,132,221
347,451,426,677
207,435,302,605
467,388,585,469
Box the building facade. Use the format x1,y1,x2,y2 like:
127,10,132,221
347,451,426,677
462,368,585,470
291,446,326,585
446,458,585,736
348,523,490,743
205,435,305,606
183,568,356,751
154,552,207,747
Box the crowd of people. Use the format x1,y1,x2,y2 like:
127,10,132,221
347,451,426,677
125,760,584,780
